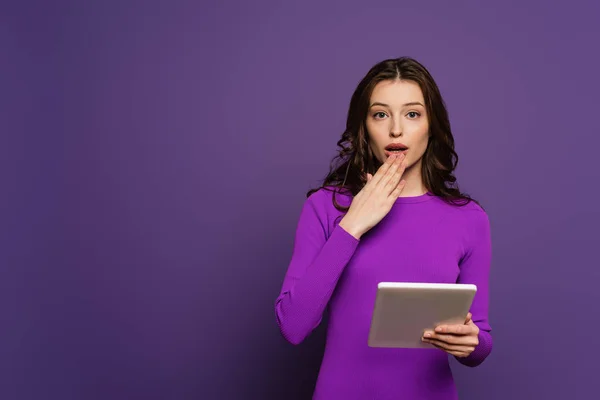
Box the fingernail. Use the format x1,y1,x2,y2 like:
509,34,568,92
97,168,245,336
424,332,431,337
435,327,443,332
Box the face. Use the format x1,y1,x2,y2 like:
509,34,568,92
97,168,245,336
365,79,430,170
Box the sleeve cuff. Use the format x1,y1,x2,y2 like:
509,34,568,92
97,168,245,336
458,330,493,367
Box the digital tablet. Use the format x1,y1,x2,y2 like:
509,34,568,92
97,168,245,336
368,282,477,348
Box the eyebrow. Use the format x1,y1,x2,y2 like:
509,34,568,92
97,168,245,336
369,101,425,108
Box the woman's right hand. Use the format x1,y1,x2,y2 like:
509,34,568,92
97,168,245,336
339,153,408,239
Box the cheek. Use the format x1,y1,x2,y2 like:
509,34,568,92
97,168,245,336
420,134,430,150
366,126,386,148
415,130,430,150
366,135,387,163
406,131,430,163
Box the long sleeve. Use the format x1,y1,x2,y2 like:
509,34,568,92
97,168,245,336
275,191,360,345
455,208,493,367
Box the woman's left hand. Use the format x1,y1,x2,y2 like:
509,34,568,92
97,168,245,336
422,313,479,358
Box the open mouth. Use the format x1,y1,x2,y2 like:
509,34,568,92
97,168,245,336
384,143,408,156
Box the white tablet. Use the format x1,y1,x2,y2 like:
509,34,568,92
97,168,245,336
368,282,477,348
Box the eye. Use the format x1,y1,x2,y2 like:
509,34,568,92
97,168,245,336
407,111,420,119
373,112,388,119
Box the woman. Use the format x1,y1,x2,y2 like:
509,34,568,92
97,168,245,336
275,57,492,399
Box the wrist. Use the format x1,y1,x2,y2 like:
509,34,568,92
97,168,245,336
339,216,363,240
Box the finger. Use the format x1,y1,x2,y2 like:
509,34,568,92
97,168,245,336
383,159,405,190
370,154,397,185
429,340,475,355
423,331,460,345
427,341,469,357
465,312,472,324
367,173,373,182
434,323,473,335
390,179,406,198
388,159,408,191
381,157,406,193
429,343,473,358
425,332,478,346
422,338,476,356
377,153,405,187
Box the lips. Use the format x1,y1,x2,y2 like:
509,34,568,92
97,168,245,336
384,143,408,157
385,143,408,151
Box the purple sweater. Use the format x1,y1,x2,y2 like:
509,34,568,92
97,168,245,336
275,188,493,399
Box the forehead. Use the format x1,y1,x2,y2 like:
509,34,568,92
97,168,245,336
370,79,424,104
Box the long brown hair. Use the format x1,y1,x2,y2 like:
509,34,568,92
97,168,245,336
308,56,479,211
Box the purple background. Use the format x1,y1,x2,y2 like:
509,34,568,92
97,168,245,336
3,1,599,399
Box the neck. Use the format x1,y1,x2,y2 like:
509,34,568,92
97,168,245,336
398,162,427,197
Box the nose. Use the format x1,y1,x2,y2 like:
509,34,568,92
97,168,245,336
389,117,402,138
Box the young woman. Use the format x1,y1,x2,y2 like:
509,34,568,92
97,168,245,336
275,57,492,399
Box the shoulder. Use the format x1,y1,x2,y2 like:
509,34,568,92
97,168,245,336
459,200,489,226
432,196,488,217
454,200,491,244
306,186,352,209
427,198,492,259
303,186,351,233
432,196,491,236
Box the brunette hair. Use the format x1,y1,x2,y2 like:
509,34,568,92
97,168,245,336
308,56,479,210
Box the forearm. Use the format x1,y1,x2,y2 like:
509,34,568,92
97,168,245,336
455,208,493,367
275,225,359,345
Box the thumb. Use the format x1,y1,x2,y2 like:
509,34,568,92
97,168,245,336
465,312,472,324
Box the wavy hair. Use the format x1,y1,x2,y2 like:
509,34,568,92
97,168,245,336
308,56,479,211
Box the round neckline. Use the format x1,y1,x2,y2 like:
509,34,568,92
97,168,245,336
395,191,436,203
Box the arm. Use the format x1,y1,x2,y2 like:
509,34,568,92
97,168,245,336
455,209,493,367
274,192,360,345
